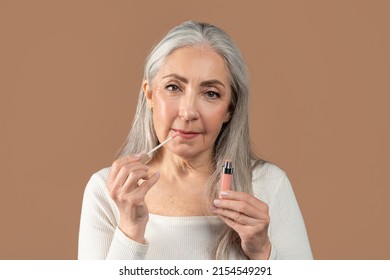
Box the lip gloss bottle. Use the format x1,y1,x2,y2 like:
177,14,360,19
220,160,233,195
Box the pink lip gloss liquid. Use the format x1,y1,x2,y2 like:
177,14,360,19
220,160,233,195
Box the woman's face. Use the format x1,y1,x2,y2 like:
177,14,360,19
144,46,232,161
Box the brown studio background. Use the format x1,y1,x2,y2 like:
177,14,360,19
1,0,389,259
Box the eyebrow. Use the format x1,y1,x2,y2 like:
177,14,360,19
162,73,226,88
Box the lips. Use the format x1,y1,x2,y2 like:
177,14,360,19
172,129,201,139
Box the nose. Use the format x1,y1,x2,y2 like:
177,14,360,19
178,91,200,121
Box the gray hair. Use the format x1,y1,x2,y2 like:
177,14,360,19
117,20,263,259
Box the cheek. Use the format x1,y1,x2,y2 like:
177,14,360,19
154,94,173,117
152,94,178,132
202,109,227,134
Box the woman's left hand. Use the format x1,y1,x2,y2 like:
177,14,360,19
212,191,271,259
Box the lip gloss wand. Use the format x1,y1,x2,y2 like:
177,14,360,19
140,132,179,163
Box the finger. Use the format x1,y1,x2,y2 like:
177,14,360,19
212,207,259,226
218,214,242,231
108,164,149,199
213,198,267,220
121,169,150,193
107,154,144,183
137,172,160,197
108,161,149,190
219,191,269,218
109,169,148,200
220,191,268,210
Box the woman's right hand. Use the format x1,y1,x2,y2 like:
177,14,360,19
107,154,160,244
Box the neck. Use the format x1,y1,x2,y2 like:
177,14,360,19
153,148,214,179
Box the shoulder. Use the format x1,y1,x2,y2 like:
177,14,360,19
80,167,119,234
83,167,112,200
90,167,111,183
251,162,290,204
252,161,286,181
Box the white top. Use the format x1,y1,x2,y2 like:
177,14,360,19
78,162,313,259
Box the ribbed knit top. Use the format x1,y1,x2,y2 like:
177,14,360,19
78,163,313,260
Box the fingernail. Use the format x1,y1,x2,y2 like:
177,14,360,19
213,199,222,206
220,191,229,197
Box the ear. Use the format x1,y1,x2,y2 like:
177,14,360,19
143,79,153,108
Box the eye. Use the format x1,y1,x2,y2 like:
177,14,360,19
166,84,181,92
204,91,221,100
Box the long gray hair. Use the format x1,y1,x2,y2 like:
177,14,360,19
117,20,263,259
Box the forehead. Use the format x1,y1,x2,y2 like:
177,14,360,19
156,46,230,83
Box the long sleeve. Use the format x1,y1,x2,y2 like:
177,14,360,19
252,163,313,260
78,168,149,259
79,164,313,259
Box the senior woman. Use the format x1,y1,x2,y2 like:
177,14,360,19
78,21,313,260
